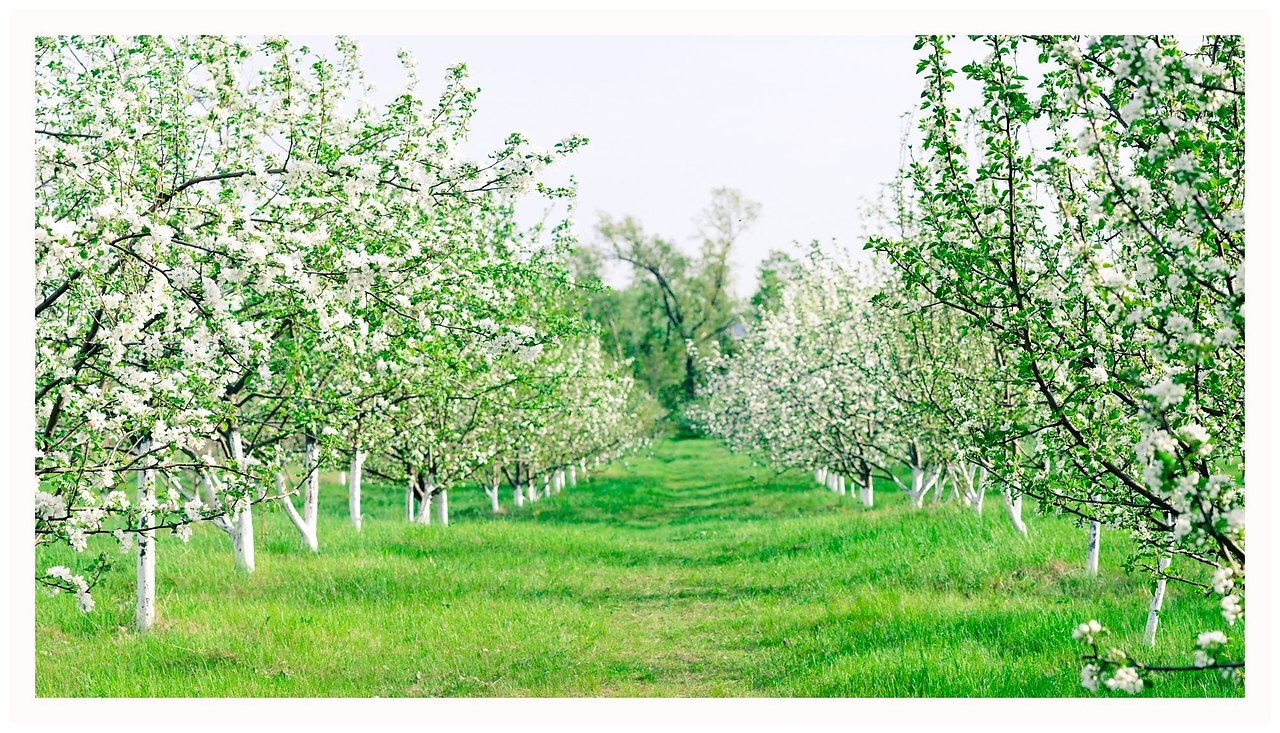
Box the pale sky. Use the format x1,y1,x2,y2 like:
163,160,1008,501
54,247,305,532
341,35,933,295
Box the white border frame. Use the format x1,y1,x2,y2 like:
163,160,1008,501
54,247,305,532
3,2,1274,730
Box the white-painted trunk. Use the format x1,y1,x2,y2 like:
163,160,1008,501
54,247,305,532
339,470,347,485
1002,490,1028,537
200,471,234,535
972,466,987,516
406,473,416,522
435,488,449,526
135,439,156,632
527,474,539,503
349,446,365,531
568,465,577,487
415,473,434,525
1086,518,1102,576
488,482,501,513
303,434,319,531
948,468,963,503
277,470,318,553
837,474,846,496
860,469,874,508
514,481,525,508
228,427,255,573
542,474,551,499
908,465,939,509
1143,555,1172,645
199,469,217,505
816,467,827,486
231,510,255,573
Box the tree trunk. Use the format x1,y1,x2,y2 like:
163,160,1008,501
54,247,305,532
1002,490,1028,537
277,470,318,553
228,427,255,573
415,472,434,525
349,444,364,531
860,467,874,508
303,433,320,532
513,477,525,508
973,465,987,516
135,438,156,632
1087,515,1102,576
567,465,577,488
435,488,449,526
908,464,939,509
1143,555,1172,645
406,472,416,522
683,351,697,400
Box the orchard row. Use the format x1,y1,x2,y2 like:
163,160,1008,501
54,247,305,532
692,35,1245,694
34,36,657,630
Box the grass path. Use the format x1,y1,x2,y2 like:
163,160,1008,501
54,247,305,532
35,438,1240,696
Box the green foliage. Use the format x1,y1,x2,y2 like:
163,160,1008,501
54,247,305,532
577,189,760,411
749,249,801,321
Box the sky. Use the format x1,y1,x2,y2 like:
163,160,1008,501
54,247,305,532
340,35,932,295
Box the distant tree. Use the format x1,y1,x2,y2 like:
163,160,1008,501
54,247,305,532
593,188,760,406
749,249,801,320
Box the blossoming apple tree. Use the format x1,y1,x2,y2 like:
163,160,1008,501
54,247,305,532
869,34,1244,690
34,34,597,629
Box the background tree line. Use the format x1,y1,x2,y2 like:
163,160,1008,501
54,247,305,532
572,187,800,418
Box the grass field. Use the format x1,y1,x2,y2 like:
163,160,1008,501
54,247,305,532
35,437,1242,697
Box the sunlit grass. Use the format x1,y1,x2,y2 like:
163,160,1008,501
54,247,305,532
35,438,1241,697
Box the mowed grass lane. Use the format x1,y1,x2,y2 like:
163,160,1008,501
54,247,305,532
35,438,1241,696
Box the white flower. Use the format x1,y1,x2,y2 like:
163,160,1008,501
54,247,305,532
1177,423,1210,446
1221,595,1243,625
1221,209,1244,233
1196,630,1228,649
1085,364,1108,385
1145,378,1186,409
1073,619,1103,642
1081,663,1100,692
183,497,205,521
35,490,66,520
1211,566,1235,595
1171,513,1193,539
1104,666,1144,694
1137,428,1177,462
45,565,73,583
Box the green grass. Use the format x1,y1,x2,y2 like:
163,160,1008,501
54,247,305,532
35,438,1241,697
